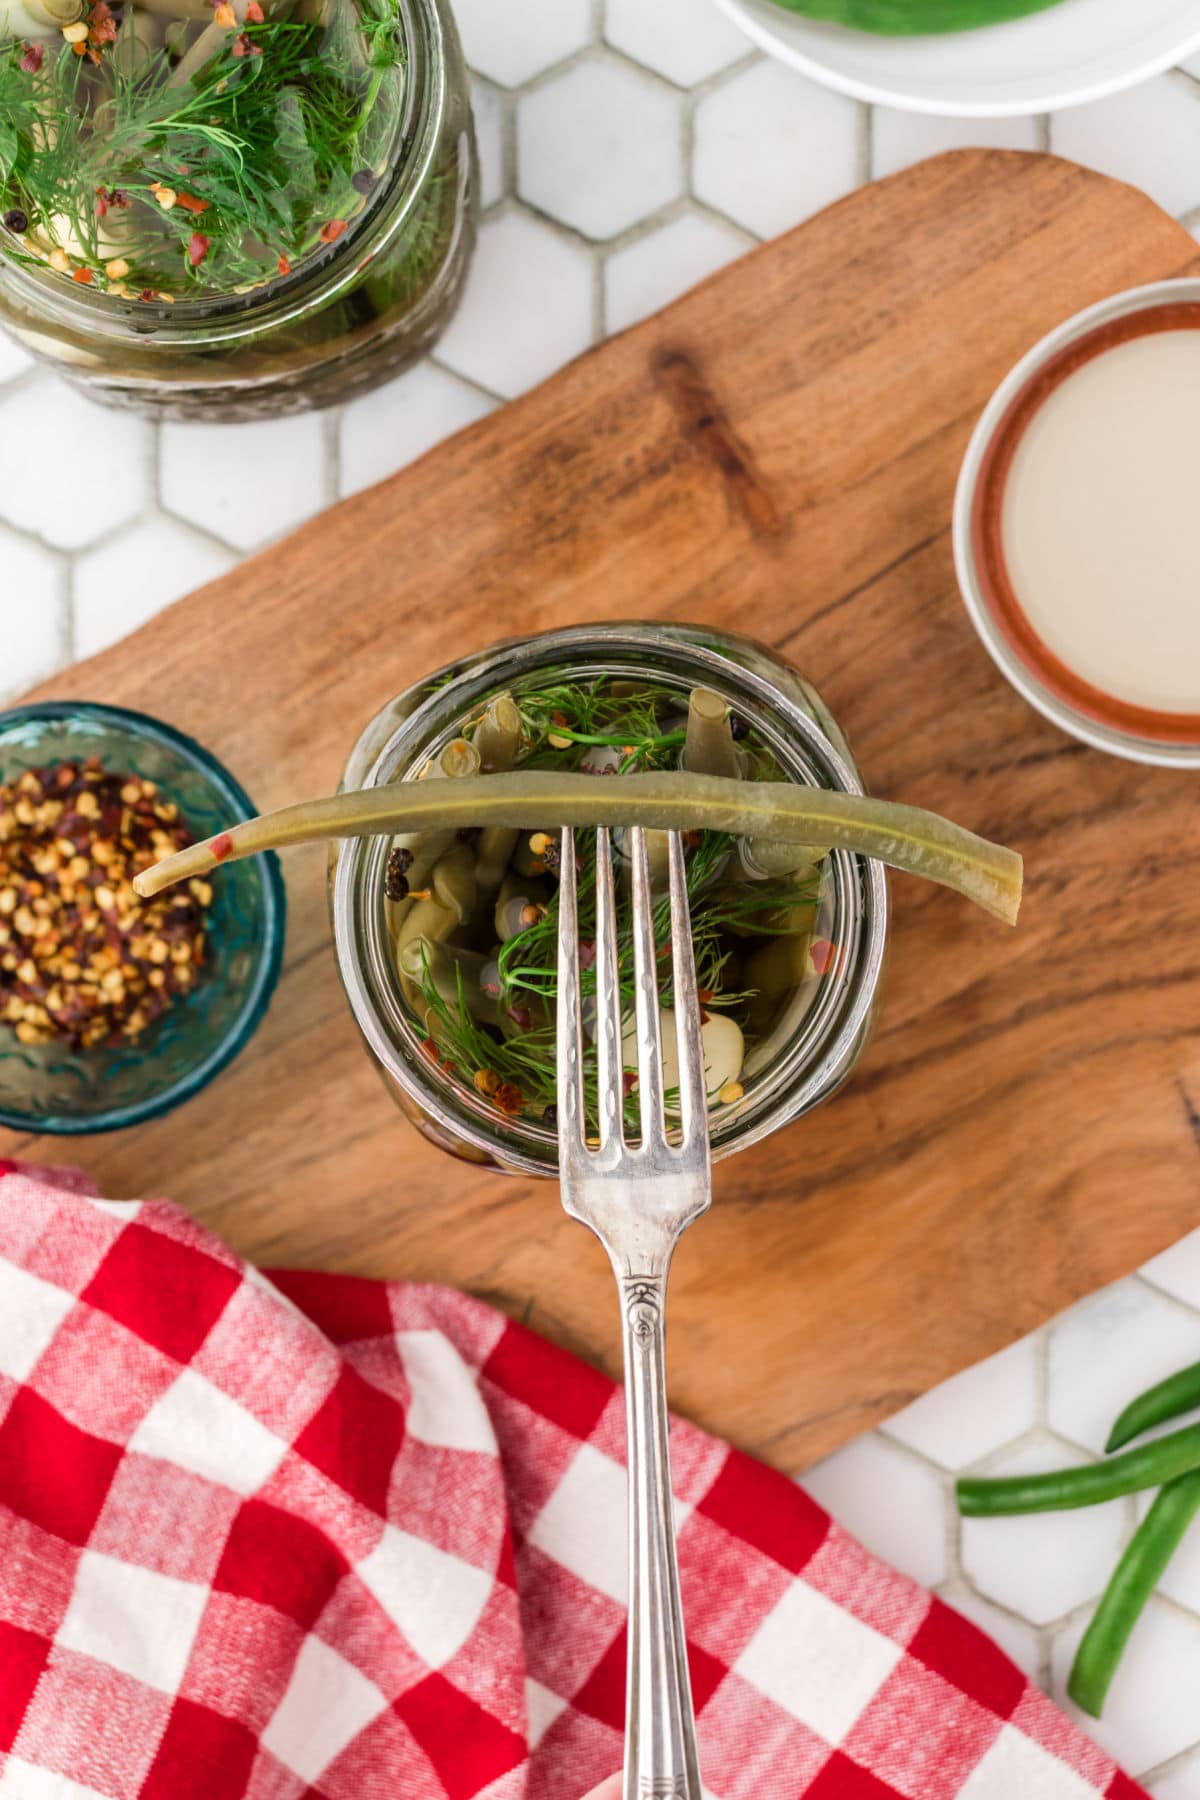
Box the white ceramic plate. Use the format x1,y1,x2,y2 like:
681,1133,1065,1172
711,0,1200,117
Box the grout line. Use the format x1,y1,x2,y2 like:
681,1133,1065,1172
1143,1739,1200,1788
57,550,76,670
1032,1324,1050,1429
425,354,509,409
1130,1267,1200,1325
320,406,344,507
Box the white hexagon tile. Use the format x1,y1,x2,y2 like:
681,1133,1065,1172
6,7,1200,1790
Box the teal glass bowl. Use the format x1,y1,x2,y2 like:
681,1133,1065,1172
0,702,285,1135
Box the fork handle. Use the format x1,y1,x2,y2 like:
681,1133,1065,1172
619,1269,702,1800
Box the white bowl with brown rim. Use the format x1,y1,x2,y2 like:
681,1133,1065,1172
953,278,1200,769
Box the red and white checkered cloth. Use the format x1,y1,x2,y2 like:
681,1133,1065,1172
0,1160,1145,1800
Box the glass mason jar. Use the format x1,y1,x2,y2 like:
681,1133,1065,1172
0,0,475,419
330,623,889,1177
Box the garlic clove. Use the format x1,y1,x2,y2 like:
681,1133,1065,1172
621,1007,744,1105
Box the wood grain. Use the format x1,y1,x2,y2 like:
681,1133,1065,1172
6,150,1200,1472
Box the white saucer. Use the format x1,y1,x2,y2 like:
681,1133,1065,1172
711,0,1200,117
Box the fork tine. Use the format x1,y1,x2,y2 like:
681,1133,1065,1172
593,827,623,1150
667,832,706,1150
554,829,585,1154
629,826,668,1153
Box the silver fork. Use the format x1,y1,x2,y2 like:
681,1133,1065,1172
556,825,712,1800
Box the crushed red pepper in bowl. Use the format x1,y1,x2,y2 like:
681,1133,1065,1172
0,757,212,1050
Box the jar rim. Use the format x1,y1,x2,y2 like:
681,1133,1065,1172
331,625,889,1178
0,0,445,341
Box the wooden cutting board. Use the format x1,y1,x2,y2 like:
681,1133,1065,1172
7,149,1200,1473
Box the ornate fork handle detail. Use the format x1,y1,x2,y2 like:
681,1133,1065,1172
620,1267,701,1800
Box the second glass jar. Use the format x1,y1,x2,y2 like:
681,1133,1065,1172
0,0,475,418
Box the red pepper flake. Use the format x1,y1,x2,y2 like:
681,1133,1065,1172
71,266,94,284
137,288,157,303
176,192,210,215
696,988,714,1004
809,938,835,976
682,829,703,848
493,1082,524,1118
622,1069,637,1097
245,1,265,19
506,1004,532,1030
318,219,347,244
419,1036,440,1063
187,231,210,268
578,940,596,969
210,831,234,863
20,42,44,72
276,252,291,276
87,1,117,48
230,29,260,53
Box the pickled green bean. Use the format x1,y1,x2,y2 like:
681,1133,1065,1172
394,891,458,959
473,694,523,773
475,826,519,897
683,687,742,780
430,843,476,925
397,938,499,1029
436,738,481,781
744,916,818,998
742,837,827,879
134,771,1023,925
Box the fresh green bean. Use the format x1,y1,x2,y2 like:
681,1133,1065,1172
1107,1361,1200,1453
768,0,1063,34
1068,1470,1200,1717
684,687,742,780
473,694,523,772
957,1423,1200,1515
133,770,1023,925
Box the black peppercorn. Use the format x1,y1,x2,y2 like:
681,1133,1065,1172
729,713,749,740
351,169,377,196
384,846,413,902
542,1103,557,1128
3,210,29,236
